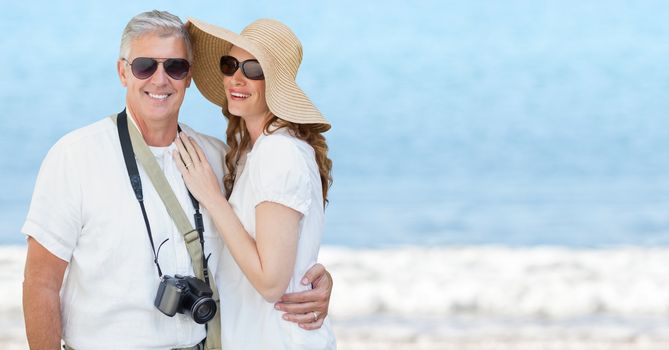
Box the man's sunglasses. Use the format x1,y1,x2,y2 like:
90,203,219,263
219,56,265,80
123,57,190,80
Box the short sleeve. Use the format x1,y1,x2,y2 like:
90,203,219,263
249,135,313,215
21,139,82,261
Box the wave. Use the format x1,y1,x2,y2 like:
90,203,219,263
319,245,669,319
4,245,669,348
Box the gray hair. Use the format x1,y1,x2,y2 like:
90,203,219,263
119,10,192,61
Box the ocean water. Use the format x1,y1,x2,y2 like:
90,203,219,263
2,2,669,347
2,1,669,247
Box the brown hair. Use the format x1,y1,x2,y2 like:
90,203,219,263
223,111,332,207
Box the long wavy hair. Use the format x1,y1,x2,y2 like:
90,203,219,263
222,110,333,207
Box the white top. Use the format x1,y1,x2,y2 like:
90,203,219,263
216,128,336,349
21,115,227,350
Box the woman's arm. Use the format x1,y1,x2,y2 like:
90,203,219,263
205,195,301,302
173,132,301,302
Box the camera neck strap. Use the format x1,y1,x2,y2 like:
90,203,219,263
114,111,222,350
116,110,166,277
114,110,209,284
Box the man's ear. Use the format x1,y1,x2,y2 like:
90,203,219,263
185,71,192,88
117,59,128,87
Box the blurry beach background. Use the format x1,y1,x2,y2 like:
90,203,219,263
2,1,669,349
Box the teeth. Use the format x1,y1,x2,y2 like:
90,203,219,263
148,93,169,100
231,92,250,98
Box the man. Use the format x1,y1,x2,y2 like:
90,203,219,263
22,10,332,350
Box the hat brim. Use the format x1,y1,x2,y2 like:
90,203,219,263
187,18,330,130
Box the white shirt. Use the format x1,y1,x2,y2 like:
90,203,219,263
22,114,227,350
216,128,336,349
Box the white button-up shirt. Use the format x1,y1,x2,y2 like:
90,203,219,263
22,114,227,349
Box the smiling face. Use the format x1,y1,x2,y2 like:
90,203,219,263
223,46,270,124
117,33,191,126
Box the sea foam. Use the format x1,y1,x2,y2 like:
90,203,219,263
3,245,669,349
320,245,669,319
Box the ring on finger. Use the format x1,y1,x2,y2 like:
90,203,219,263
311,311,318,322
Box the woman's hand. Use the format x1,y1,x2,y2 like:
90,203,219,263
173,132,223,207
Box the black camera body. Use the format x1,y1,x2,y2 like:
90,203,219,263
154,274,217,324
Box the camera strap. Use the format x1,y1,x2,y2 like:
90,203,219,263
117,110,166,277
113,111,222,350
115,110,209,280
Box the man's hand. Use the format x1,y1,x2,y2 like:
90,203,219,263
274,263,332,330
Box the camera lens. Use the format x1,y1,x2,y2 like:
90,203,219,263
197,304,212,318
191,298,217,324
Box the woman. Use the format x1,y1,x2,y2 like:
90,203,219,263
174,18,336,349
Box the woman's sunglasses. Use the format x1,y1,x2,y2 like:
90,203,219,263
123,57,191,80
219,56,265,80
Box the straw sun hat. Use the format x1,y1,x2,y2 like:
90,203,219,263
187,18,330,129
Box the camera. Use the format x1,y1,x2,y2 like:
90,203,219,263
154,274,217,324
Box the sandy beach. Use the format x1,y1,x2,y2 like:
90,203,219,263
3,245,669,350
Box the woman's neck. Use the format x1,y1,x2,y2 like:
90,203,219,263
244,111,274,145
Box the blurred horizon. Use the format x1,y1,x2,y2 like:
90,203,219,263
3,1,669,247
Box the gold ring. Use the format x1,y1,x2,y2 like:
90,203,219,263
311,311,318,322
